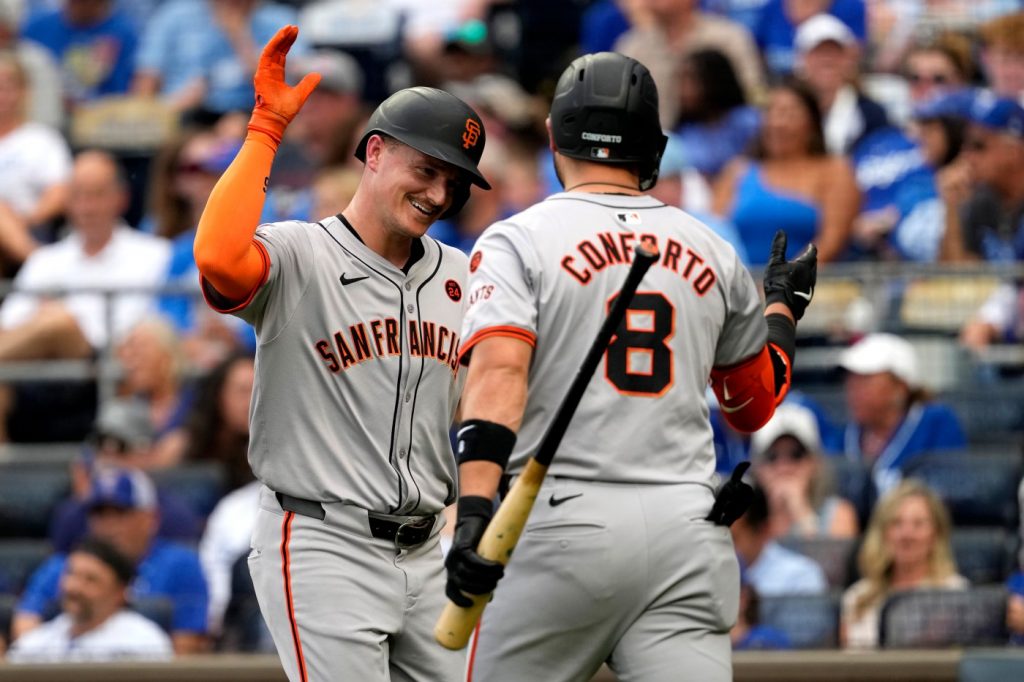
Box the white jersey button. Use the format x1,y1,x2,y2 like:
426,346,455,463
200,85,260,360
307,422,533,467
404,283,411,291
399,448,407,458
407,304,415,314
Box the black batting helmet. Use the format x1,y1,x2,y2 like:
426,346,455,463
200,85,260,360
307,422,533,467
355,87,490,218
549,52,668,191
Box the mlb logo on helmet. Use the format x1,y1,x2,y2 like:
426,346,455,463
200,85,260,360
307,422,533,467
591,148,610,159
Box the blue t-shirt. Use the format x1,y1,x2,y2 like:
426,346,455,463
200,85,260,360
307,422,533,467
22,7,138,100
674,106,761,179
579,0,630,54
135,0,300,113
18,539,209,634
755,0,866,76
850,126,939,261
844,402,967,495
701,0,772,33
735,623,793,650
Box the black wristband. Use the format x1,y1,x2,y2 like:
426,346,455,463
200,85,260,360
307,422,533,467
457,495,494,519
765,313,796,364
456,419,516,468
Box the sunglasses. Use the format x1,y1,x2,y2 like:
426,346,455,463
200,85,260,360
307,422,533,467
764,444,810,463
908,72,950,86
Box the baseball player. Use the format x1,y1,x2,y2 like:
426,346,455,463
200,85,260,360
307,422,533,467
444,52,817,681
193,27,490,681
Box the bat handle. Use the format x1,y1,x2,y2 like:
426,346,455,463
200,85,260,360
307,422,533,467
435,595,489,650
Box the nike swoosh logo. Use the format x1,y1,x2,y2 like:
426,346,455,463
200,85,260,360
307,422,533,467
722,378,734,401
793,288,813,301
549,493,583,507
340,273,369,286
720,397,754,414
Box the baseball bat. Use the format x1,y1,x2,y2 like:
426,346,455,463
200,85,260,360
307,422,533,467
435,240,660,650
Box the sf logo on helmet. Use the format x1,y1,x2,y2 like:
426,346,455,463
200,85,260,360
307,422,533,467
462,119,481,150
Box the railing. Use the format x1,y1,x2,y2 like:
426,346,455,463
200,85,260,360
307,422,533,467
0,649,995,681
0,261,1020,407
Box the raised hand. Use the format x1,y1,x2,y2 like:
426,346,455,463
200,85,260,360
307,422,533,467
763,230,817,321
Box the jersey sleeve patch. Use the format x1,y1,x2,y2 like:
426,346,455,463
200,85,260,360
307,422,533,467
458,325,537,365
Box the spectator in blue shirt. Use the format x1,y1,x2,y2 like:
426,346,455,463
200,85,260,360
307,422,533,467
49,398,203,553
939,93,1024,263
22,0,138,105
13,468,209,655
755,0,865,77
132,0,300,114
840,334,966,497
731,486,828,597
673,48,760,182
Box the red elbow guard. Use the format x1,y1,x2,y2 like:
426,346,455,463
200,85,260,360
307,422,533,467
710,346,779,433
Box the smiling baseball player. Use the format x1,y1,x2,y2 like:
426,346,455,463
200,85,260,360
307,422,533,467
194,26,489,682
444,52,817,681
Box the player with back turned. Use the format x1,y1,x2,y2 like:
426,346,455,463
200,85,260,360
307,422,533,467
444,52,817,681
194,26,490,682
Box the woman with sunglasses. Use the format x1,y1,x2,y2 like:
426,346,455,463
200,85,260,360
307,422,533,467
751,402,859,539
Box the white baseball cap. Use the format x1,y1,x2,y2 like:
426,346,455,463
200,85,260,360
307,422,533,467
750,403,822,460
839,333,919,388
795,14,856,54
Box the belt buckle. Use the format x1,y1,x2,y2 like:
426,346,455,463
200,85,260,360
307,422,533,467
394,517,432,549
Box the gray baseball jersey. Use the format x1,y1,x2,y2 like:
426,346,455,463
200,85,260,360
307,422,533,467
461,192,763,682
461,192,765,489
217,215,467,515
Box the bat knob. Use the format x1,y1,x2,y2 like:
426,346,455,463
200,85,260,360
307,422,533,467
635,238,659,264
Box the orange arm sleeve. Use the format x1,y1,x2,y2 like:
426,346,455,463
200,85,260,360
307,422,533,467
193,128,276,302
710,342,791,433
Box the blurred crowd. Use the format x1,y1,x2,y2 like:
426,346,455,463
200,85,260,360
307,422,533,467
0,0,1021,663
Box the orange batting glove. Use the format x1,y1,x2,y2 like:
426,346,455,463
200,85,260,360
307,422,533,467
248,25,321,149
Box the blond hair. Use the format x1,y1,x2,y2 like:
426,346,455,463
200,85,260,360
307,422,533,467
852,480,958,619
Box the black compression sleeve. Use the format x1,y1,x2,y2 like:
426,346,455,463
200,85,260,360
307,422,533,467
765,313,795,397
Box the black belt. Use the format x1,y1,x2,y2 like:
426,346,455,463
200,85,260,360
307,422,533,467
276,492,435,549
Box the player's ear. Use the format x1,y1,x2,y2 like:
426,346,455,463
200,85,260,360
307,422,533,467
545,117,557,154
364,134,387,173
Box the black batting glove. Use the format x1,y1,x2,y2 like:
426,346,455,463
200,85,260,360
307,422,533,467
706,461,754,527
763,230,818,321
445,495,505,607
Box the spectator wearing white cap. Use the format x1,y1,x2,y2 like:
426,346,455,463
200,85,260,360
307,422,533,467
751,403,859,539
795,13,889,156
840,333,966,496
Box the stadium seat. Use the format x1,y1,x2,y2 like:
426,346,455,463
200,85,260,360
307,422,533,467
826,457,873,528
899,276,1001,333
0,539,52,594
879,586,1008,648
0,466,70,538
130,595,175,634
903,453,1022,527
946,388,1024,444
150,462,227,518
959,651,1024,682
795,279,864,337
951,528,1017,586
777,537,858,589
758,592,841,649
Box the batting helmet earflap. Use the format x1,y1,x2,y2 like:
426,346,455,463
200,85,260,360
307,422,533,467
355,87,490,219
550,52,668,191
